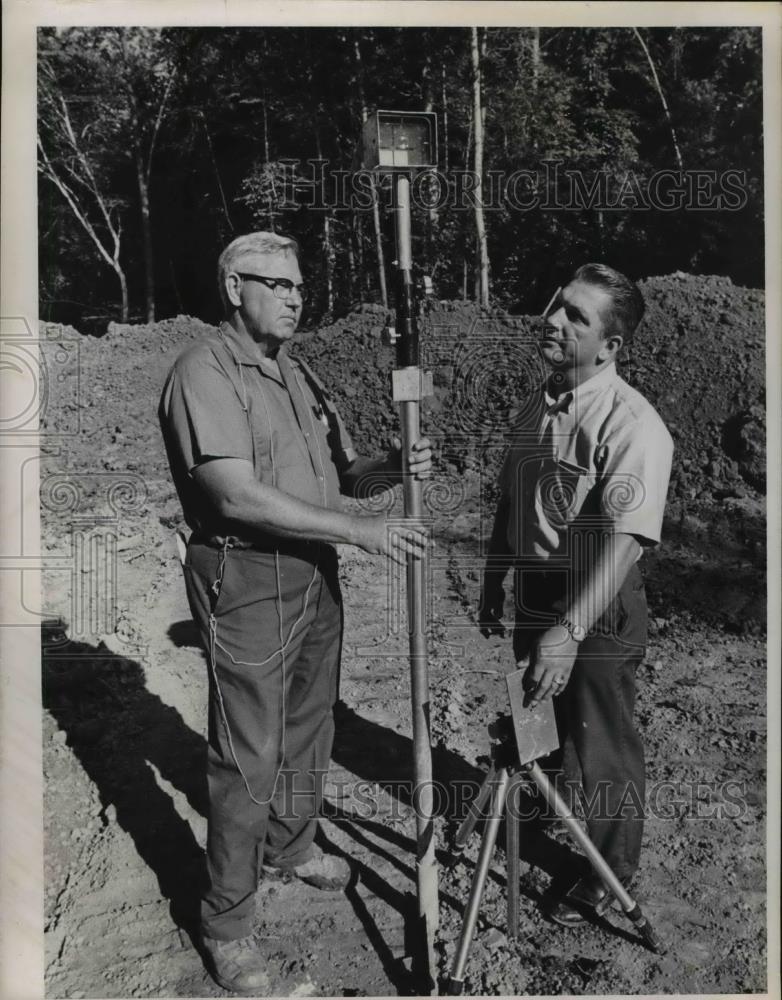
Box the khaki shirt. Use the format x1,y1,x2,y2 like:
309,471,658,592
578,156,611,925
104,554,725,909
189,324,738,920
499,362,674,563
159,322,356,537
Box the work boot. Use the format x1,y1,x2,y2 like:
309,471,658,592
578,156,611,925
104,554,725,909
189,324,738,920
262,844,352,891
542,872,634,927
200,933,271,995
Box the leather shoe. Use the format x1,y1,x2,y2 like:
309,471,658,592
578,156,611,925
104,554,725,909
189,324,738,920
200,933,271,995
262,844,351,891
543,873,630,927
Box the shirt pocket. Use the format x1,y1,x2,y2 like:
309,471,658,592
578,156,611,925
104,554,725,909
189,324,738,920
539,457,591,528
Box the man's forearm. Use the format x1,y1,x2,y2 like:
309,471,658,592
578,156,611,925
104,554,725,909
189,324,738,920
215,477,367,546
525,532,642,705
564,532,641,630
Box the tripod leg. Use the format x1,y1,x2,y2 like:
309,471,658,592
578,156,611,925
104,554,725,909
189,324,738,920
526,762,666,954
452,763,498,853
447,768,510,995
506,774,522,940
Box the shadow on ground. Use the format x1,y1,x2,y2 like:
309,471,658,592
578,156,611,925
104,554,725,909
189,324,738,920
331,703,577,881
42,627,583,994
42,630,208,941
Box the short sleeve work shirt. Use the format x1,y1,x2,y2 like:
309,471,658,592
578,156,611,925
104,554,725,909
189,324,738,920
159,323,355,535
499,363,674,564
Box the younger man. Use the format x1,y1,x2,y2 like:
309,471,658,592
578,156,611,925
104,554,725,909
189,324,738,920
480,263,673,924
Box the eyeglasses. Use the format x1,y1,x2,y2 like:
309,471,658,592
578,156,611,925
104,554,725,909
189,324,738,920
236,273,307,302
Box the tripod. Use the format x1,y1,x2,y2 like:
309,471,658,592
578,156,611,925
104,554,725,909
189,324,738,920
446,714,666,995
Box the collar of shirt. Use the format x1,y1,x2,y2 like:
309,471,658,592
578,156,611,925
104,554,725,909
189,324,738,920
544,388,573,416
218,321,286,383
543,361,618,416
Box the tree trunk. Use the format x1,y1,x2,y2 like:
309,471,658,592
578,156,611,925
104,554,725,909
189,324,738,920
347,213,357,301
263,99,276,230
353,31,387,307
531,27,540,95
135,147,155,322
199,110,233,231
116,262,129,323
471,27,490,308
315,130,335,314
356,212,366,295
422,37,435,111
262,93,271,164
135,61,175,323
37,135,130,324
441,64,449,174
422,40,437,262
323,214,335,314
370,177,387,307
632,28,684,171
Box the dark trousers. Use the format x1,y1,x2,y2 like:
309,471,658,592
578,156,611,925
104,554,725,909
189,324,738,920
513,563,648,879
184,541,342,940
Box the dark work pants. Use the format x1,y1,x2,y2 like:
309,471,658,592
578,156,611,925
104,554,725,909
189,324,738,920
513,563,648,879
184,541,342,941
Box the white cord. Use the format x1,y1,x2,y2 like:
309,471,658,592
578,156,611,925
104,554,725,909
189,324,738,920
212,566,318,667
206,333,329,806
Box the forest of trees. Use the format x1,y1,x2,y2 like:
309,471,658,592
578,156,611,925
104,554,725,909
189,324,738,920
37,25,764,333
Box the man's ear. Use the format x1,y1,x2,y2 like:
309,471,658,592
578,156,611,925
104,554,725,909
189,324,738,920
225,272,242,309
597,334,623,362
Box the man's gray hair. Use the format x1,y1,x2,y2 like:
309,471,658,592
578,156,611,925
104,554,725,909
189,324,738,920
217,232,300,312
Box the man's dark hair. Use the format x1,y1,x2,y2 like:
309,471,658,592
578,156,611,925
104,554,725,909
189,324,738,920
572,263,645,344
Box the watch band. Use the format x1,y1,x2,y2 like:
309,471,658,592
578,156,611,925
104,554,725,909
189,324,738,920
558,615,588,642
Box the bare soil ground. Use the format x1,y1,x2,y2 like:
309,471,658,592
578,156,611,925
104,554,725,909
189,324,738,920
40,275,767,997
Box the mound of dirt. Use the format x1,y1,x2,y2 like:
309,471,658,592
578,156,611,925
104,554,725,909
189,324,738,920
40,273,765,508
296,274,766,511
632,273,765,500
40,273,766,634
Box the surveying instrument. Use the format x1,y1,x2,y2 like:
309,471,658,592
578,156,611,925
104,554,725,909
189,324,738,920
360,110,439,990
446,668,666,994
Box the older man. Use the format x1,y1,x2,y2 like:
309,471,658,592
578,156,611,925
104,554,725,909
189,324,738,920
159,232,431,993
480,263,673,926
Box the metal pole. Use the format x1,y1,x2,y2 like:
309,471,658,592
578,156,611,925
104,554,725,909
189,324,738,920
452,763,498,853
447,768,510,995
392,172,439,989
526,761,666,954
505,774,521,939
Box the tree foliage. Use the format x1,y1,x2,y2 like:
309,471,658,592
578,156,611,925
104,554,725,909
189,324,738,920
37,25,764,332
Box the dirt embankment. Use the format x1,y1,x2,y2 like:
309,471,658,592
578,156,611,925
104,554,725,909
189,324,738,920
43,272,766,498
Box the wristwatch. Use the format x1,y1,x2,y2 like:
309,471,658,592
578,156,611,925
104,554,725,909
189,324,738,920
558,616,588,642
